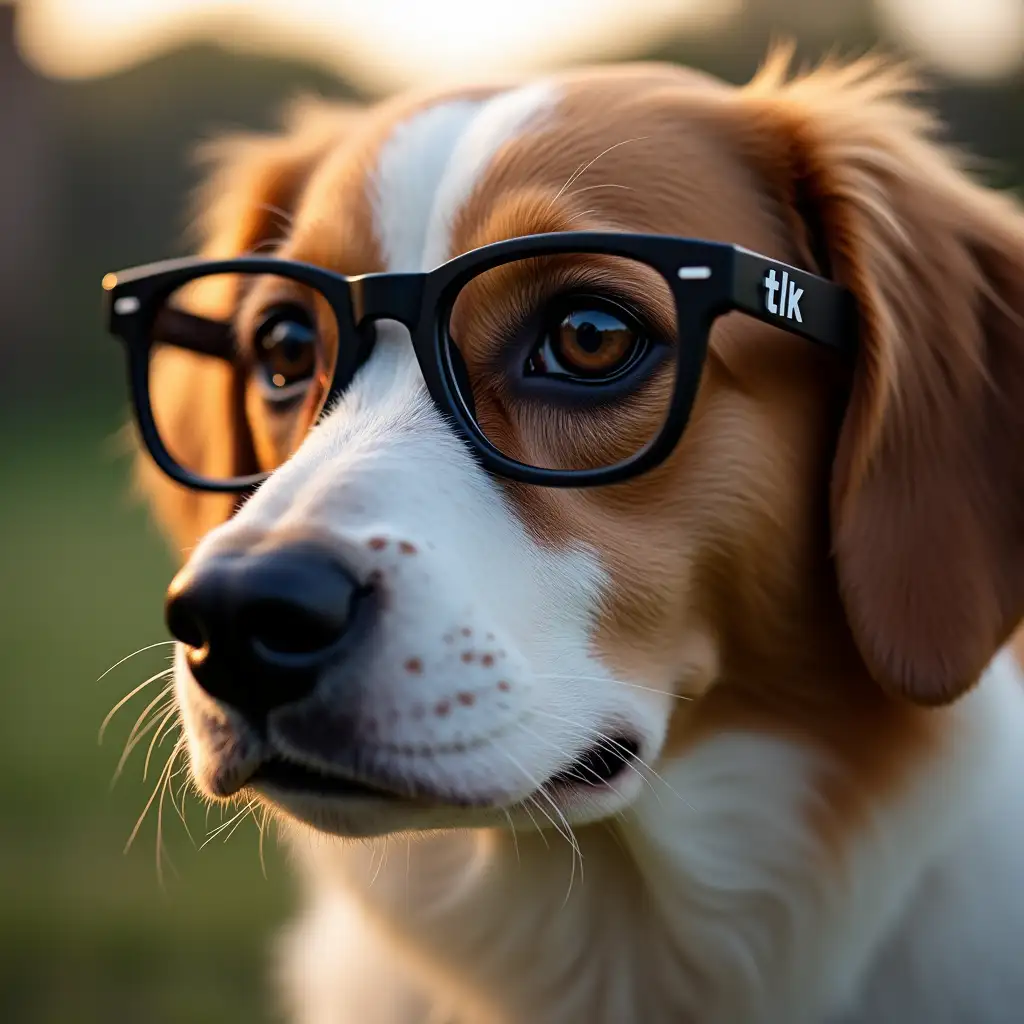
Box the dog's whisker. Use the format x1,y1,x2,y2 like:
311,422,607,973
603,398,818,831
493,742,583,904
111,701,173,786
524,796,555,850
552,724,668,800
255,201,294,228
524,795,551,838
532,673,693,702
110,689,175,786
99,668,174,742
517,798,549,847
155,739,186,889
120,681,175,752
549,158,590,210
97,641,176,684
597,739,665,805
589,733,687,805
125,736,181,857
547,136,649,211
513,719,661,815
542,797,584,909
168,761,197,848
370,837,391,887
524,706,690,809
563,207,599,227
110,700,171,780
497,744,578,851
205,808,247,847
202,798,259,849
502,808,522,866
495,743,573,848
513,719,620,792
222,800,260,845
257,806,273,880
143,708,181,782
564,182,636,199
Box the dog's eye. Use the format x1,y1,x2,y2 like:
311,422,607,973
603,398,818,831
525,299,649,383
252,304,318,402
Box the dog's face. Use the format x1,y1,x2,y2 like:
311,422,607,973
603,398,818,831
145,59,1024,839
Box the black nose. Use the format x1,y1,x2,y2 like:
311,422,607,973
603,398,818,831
165,539,371,723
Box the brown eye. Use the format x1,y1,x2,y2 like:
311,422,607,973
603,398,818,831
526,300,649,383
251,304,318,402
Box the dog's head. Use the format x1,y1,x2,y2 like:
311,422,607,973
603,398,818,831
139,56,1024,838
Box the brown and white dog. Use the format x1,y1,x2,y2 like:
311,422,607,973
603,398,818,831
137,53,1024,1023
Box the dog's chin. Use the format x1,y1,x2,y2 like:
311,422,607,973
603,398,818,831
252,777,647,839
251,781,512,838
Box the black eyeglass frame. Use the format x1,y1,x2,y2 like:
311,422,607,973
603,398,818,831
103,231,857,493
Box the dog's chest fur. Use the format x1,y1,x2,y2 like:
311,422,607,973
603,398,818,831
279,651,1024,1024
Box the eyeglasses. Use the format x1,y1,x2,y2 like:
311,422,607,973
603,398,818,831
102,231,857,493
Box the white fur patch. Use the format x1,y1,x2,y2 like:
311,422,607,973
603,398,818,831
371,82,556,272
420,82,557,269
371,99,485,273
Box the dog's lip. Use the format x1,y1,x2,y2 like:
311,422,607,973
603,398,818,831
247,734,643,804
248,751,510,811
250,756,412,802
544,735,641,791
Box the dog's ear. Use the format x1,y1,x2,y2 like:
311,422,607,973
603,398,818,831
737,52,1024,705
138,98,363,556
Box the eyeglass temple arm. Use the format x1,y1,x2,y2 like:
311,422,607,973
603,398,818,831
728,246,858,356
150,307,236,361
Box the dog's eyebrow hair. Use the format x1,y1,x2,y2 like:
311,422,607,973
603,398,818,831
153,306,235,361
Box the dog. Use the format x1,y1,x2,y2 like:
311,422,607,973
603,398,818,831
111,52,1024,1023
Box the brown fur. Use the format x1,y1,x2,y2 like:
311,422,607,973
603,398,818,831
742,52,1024,708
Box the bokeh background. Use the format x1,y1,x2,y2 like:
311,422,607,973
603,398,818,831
1,0,1022,1020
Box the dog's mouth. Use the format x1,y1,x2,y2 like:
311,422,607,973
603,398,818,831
545,736,641,790
251,757,406,801
247,737,641,808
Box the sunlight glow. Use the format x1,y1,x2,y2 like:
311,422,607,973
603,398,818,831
17,0,739,92
16,0,1024,90
877,0,1024,80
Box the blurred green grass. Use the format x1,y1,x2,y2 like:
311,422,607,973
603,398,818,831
0,409,291,1024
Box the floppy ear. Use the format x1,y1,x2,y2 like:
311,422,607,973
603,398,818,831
739,53,1024,705
138,98,364,556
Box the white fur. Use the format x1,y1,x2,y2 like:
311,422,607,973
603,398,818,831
169,84,1024,1023
371,98,485,274
418,82,557,270
833,650,1024,1024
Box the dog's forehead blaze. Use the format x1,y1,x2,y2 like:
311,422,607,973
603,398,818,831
283,81,509,273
